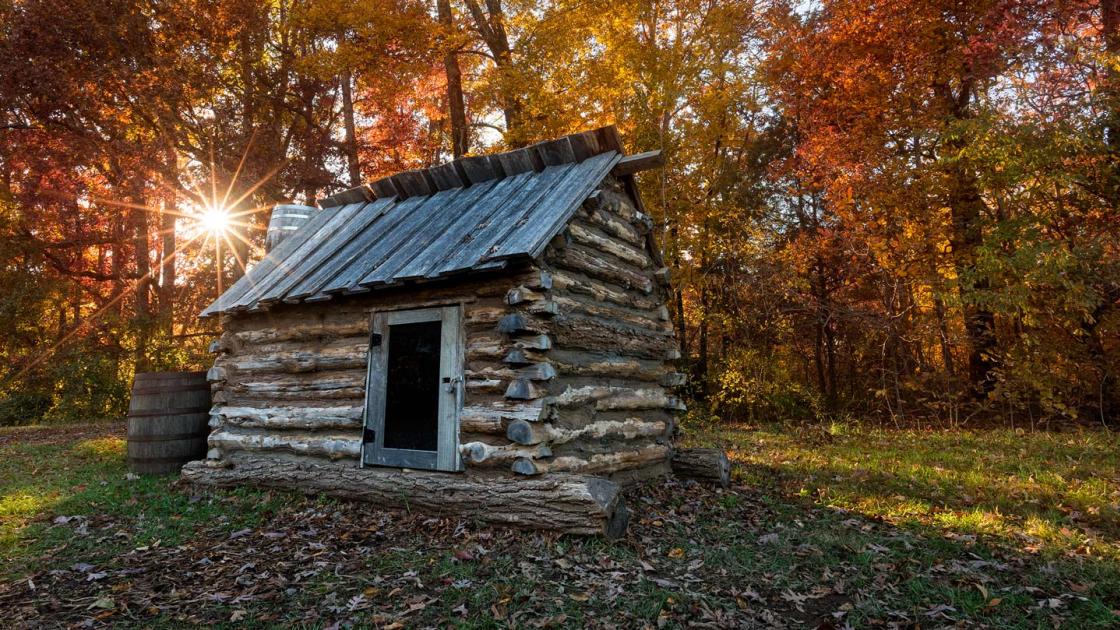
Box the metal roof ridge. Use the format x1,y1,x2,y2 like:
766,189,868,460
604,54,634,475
316,126,625,208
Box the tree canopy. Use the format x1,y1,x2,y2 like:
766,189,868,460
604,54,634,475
0,0,1116,426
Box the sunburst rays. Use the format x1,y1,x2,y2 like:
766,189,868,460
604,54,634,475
4,140,285,386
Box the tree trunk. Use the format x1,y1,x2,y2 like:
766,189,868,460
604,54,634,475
230,21,257,284
1103,0,1119,154
696,280,709,399
936,79,997,396
1082,294,1119,425
947,159,997,394
111,214,124,315
0,144,10,201
812,259,835,406
158,203,176,335
814,309,826,400
1090,0,1119,423
438,0,469,158
824,306,837,406
340,68,361,186
132,191,152,372
462,0,525,144
933,293,955,378
182,459,629,537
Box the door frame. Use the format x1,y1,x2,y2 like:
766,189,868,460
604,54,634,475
360,305,463,472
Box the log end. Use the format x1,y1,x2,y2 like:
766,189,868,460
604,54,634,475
497,313,528,334
505,378,544,400
506,419,538,445
511,457,540,475
586,476,628,539
670,447,731,488
503,349,531,365
605,501,629,540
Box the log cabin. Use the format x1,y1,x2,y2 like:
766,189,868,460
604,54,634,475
182,126,720,537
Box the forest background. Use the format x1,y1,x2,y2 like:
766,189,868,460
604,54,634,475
0,0,1116,428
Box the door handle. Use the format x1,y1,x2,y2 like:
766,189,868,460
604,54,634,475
443,375,462,393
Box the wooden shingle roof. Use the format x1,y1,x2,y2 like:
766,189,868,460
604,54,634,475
201,126,642,317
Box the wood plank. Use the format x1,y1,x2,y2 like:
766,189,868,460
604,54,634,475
233,202,367,310
457,154,502,184
361,311,387,466
370,176,400,198
428,162,464,190
496,147,540,175
568,131,601,162
327,186,375,205
437,305,463,472
253,202,372,306
611,150,664,176
317,191,453,294
391,169,434,198
317,193,343,208
533,136,576,166
595,125,624,154
427,163,578,277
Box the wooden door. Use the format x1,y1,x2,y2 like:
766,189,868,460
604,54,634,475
361,306,463,471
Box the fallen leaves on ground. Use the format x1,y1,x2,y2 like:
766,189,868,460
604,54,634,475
1,422,1114,628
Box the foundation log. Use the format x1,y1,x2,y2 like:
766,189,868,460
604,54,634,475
183,459,629,537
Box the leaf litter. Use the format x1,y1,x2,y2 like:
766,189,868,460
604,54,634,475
0,476,1112,627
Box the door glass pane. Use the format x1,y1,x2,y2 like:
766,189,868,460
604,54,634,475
383,320,441,451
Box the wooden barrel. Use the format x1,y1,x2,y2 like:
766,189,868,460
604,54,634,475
266,204,319,251
127,371,211,475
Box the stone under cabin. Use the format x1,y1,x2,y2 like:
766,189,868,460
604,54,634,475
183,126,729,537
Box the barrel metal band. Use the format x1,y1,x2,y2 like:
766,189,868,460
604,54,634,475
130,385,210,395
127,408,209,418
127,433,207,443
127,456,197,464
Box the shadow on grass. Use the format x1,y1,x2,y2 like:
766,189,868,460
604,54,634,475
725,456,1120,627
694,423,1119,548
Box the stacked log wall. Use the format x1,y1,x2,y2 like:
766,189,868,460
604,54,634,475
500,176,685,483
205,268,553,472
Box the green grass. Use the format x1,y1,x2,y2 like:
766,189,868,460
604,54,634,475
685,420,1120,627
1,420,1118,627
686,421,1120,559
0,423,284,580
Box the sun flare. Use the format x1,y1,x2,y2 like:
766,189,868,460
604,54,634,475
198,205,232,235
